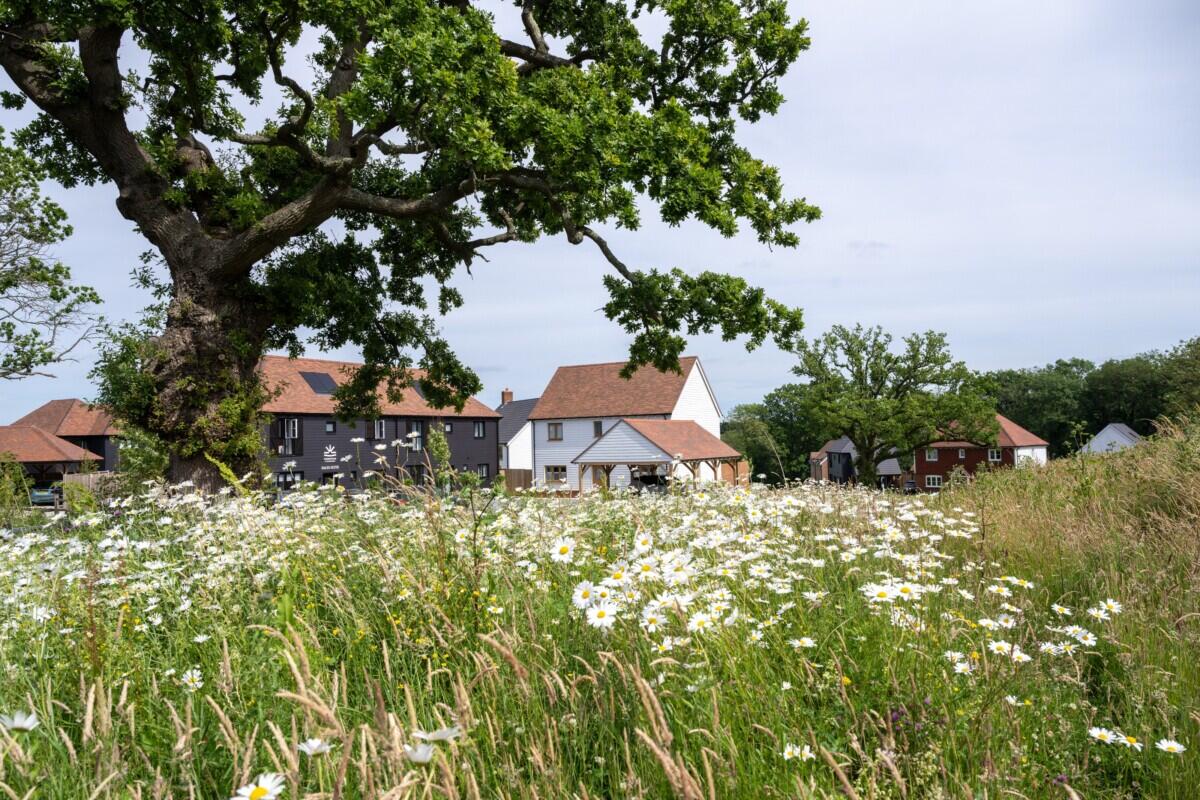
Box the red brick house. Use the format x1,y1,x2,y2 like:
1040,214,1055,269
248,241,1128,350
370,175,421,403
913,414,1048,492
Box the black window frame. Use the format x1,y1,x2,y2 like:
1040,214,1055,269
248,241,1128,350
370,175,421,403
325,420,336,434
593,420,603,438
548,422,563,441
444,422,453,434
407,419,425,451
275,470,304,489
545,464,567,483
476,463,490,479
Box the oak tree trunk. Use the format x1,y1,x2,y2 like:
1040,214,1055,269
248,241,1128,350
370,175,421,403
146,265,270,490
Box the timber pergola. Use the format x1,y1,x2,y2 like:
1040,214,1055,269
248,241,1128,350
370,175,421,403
572,419,744,487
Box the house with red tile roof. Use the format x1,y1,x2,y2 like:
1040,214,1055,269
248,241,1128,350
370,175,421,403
0,424,102,483
913,414,1048,492
10,399,119,470
527,357,739,490
258,355,501,489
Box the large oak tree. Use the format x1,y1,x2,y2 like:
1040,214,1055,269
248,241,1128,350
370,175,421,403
0,0,816,482
793,325,996,487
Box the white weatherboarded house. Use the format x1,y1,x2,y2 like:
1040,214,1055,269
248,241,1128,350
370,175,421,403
1082,422,1142,454
528,357,727,490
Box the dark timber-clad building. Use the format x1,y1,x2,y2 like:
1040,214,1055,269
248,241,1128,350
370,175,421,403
260,355,500,489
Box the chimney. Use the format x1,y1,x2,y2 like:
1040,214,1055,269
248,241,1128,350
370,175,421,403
501,388,514,406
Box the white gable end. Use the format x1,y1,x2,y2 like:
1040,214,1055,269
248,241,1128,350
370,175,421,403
669,362,721,436
574,421,670,464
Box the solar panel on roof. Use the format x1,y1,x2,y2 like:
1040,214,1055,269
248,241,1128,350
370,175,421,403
299,371,338,394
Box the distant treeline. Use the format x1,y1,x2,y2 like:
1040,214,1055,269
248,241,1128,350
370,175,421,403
723,335,1200,479
987,336,1199,457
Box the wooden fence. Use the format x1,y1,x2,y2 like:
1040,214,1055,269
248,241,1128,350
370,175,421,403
62,471,118,493
501,469,533,492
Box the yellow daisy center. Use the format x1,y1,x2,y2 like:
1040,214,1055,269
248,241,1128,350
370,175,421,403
250,788,269,800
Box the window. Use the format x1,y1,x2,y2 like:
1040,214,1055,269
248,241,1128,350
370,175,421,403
373,419,387,440
545,465,567,483
279,418,302,456
444,422,453,434
988,448,1002,463
925,475,943,490
321,472,340,486
957,448,966,460
925,448,938,462
325,420,336,434
476,463,490,479
408,464,425,484
473,421,486,439
593,420,603,438
275,471,304,489
548,422,563,441
407,420,424,451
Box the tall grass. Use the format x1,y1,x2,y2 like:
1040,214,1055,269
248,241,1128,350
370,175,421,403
0,423,1195,799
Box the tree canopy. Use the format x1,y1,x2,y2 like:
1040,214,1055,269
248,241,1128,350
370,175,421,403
984,358,1093,457
792,325,995,486
0,0,816,480
721,382,823,483
986,340,1200,454
0,133,98,379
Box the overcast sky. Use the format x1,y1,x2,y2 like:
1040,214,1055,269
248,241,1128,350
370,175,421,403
3,0,1198,420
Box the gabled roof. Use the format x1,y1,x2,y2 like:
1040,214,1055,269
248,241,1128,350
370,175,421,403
260,355,500,418
996,414,1049,447
12,399,118,436
930,414,1048,448
497,397,539,443
529,357,699,420
1100,422,1141,445
574,418,740,464
0,426,102,464
818,436,857,456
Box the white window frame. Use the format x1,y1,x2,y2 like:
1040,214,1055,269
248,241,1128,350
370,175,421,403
988,448,1002,463
925,448,938,462
473,421,486,439
284,418,300,440
957,448,966,460
925,474,943,490
374,419,387,440
476,463,489,479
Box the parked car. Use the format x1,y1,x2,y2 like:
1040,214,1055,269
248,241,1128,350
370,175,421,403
29,483,61,506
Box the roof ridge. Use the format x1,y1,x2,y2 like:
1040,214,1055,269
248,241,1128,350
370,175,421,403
550,356,697,370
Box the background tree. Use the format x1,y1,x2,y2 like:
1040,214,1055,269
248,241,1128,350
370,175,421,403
1162,336,1200,417
721,404,786,482
985,358,1093,456
1080,353,1168,436
1,0,816,483
792,325,996,486
722,382,824,482
0,134,98,379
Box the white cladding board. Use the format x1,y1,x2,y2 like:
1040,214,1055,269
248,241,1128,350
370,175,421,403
1014,446,1048,466
669,363,721,436
505,422,533,469
1083,426,1139,454
533,416,668,489
575,421,671,464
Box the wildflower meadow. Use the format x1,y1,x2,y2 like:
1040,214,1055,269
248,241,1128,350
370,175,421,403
0,425,1197,798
